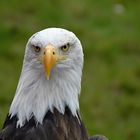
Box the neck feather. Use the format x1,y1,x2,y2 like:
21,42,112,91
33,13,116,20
9,64,82,127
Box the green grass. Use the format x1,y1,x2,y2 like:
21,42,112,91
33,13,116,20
0,0,140,140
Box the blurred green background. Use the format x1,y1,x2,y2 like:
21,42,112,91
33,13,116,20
0,0,140,140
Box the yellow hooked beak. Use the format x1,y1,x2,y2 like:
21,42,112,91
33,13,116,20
43,45,57,80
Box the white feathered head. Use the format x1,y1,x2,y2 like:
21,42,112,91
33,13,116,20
9,28,84,127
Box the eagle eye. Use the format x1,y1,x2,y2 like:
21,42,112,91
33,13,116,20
32,45,41,53
60,43,70,52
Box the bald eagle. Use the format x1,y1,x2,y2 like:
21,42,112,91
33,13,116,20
0,28,108,140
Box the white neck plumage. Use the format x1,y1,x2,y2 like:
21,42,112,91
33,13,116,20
9,62,82,127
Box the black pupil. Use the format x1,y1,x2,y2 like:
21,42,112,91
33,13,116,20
63,45,67,49
35,46,40,51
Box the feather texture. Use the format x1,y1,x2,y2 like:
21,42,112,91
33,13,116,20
9,28,83,127
1,107,89,140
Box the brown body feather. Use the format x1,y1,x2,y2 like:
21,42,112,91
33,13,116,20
0,107,89,140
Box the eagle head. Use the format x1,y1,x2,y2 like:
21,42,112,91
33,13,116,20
9,28,84,127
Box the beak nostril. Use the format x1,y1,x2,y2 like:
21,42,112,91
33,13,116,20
44,51,55,55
